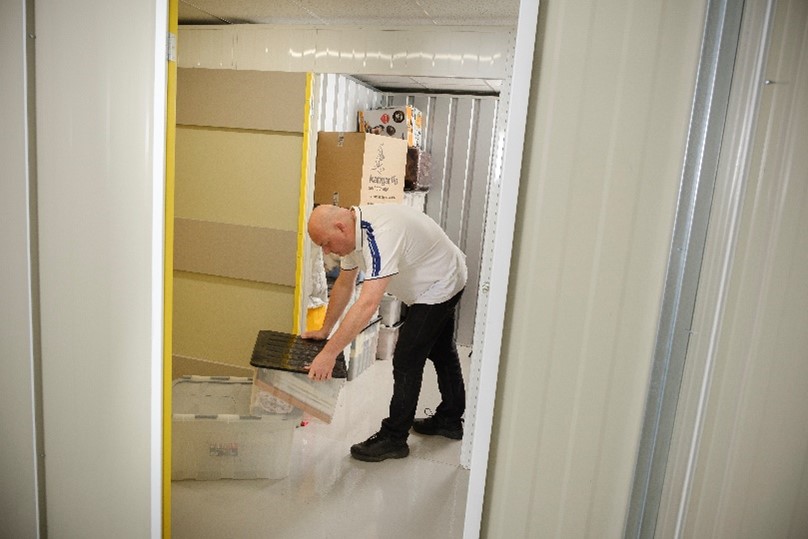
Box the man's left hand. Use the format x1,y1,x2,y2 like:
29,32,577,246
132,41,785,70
305,351,336,381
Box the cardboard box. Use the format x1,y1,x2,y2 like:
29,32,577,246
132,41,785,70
171,376,302,480
358,106,423,148
314,132,407,207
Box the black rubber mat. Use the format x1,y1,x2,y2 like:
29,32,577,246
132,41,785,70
250,330,347,378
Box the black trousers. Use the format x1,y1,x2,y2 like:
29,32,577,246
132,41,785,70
380,289,465,441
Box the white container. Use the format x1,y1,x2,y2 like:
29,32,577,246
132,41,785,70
172,376,301,480
376,322,403,361
403,190,427,212
379,294,403,326
348,317,381,381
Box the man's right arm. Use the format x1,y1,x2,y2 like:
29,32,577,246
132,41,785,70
300,267,358,340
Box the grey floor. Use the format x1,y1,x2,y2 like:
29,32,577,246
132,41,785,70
172,347,471,539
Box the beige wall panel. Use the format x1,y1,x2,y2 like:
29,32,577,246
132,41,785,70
482,0,706,536
174,217,296,286
172,271,295,369
177,68,307,132
175,126,302,230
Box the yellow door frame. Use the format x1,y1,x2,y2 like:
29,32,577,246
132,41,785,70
163,0,178,536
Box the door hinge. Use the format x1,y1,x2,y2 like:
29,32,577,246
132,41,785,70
167,32,177,63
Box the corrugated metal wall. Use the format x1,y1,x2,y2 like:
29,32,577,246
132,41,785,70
482,0,708,536
313,73,383,132
384,93,499,347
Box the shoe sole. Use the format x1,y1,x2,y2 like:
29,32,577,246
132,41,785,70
350,446,410,462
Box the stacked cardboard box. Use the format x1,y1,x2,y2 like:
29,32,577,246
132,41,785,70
358,106,423,148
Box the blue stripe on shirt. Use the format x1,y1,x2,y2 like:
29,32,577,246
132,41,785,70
361,220,381,276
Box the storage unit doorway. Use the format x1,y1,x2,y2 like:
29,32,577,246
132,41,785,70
168,5,539,538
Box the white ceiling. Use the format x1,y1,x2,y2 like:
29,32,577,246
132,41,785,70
178,0,518,94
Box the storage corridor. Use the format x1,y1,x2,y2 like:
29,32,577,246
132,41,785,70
172,347,471,538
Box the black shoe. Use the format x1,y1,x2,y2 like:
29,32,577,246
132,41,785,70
350,432,410,462
411,414,463,440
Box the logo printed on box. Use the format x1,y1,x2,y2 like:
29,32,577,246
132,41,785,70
314,132,407,207
367,144,401,201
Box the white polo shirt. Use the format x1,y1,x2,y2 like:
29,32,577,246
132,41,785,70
340,205,467,305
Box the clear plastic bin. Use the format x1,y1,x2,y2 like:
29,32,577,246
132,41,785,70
172,376,301,480
348,317,381,380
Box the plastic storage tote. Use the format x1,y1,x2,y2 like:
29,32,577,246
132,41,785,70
172,376,301,480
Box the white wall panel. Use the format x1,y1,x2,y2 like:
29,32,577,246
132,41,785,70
235,26,318,71
180,24,512,80
33,0,166,536
181,26,235,69
482,0,707,536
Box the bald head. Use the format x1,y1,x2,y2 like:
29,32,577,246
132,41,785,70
308,205,356,256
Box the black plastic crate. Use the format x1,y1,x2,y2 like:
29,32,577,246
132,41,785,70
250,330,348,378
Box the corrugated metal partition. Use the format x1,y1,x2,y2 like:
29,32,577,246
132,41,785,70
384,93,499,347
313,73,383,132
481,0,709,536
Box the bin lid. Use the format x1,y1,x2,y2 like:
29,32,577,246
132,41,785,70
250,330,347,378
